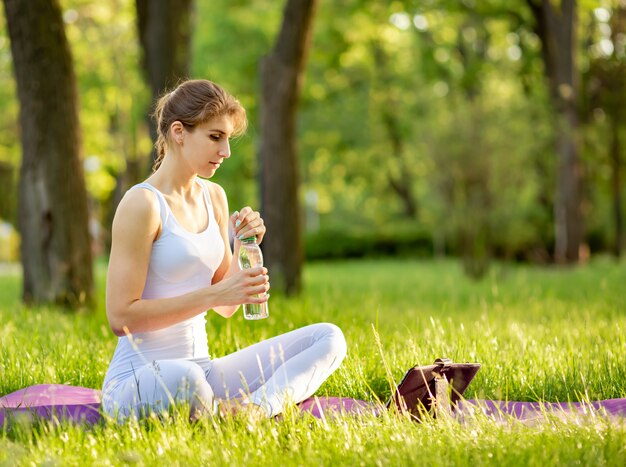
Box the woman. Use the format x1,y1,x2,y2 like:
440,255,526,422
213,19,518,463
102,79,347,421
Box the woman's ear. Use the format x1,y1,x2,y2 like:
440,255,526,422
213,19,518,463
170,121,184,144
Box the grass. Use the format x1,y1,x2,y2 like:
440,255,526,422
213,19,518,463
1,257,625,465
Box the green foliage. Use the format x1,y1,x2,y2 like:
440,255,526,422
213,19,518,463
61,0,151,200
305,223,433,260
1,258,626,464
0,221,18,261
0,12,19,167
190,0,283,210
0,0,623,265
0,0,151,203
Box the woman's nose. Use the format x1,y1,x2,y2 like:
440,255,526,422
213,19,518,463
218,141,231,158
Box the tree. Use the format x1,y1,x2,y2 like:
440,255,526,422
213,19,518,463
526,0,583,263
2,0,93,306
259,0,318,295
0,161,15,224
136,0,192,172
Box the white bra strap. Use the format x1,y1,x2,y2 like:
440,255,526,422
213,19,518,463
196,178,218,221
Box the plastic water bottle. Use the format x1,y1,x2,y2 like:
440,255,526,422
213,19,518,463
237,236,269,320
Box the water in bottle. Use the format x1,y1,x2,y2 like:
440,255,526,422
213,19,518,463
237,236,269,320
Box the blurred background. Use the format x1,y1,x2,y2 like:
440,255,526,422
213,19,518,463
0,0,623,306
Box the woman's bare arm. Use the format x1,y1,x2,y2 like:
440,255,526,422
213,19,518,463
207,181,253,318
105,187,267,335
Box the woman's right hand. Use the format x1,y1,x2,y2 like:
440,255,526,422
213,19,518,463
211,266,270,306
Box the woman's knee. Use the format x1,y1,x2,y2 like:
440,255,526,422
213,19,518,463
315,323,348,362
144,360,214,406
105,360,215,420
177,362,215,416
171,361,213,401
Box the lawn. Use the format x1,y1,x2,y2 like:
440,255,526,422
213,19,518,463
1,258,625,465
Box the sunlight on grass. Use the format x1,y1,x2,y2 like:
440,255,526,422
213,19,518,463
1,258,625,465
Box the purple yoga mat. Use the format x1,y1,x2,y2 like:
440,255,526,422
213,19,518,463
459,398,626,422
299,397,626,421
2,384,625,425
298,396,383,418
0,384,101,426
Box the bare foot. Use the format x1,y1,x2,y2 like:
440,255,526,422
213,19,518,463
237,403,267,423
217,399,267,422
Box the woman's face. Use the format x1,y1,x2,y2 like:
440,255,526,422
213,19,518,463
180,115,234,178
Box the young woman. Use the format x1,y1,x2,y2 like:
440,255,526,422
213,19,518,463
102,79,347,421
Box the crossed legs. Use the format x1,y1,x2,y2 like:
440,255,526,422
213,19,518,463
104,323,347,421
207,323,347,416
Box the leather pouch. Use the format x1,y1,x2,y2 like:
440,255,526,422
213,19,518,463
388,358,481,420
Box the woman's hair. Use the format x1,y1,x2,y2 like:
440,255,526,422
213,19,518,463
151,79,247,171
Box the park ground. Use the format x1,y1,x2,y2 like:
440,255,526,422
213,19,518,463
1,258,625,465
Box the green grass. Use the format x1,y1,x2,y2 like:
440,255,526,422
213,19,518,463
1,258,625,465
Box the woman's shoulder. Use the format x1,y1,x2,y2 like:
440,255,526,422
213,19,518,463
201,179,226,197
200,179,228,224
112,184,162,232
201,179,227,207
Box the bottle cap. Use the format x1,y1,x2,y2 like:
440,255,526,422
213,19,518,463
240,236,257,243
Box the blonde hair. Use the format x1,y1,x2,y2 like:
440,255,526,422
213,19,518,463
151,79,247,171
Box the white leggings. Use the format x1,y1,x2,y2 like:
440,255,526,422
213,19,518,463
105,323,347,420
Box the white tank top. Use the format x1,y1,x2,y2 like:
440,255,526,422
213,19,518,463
103,179,225,389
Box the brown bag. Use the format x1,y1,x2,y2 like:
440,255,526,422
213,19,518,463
388,358,481,420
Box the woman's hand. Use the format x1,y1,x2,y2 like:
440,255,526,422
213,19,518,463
231,207,266,244
211,266,270,306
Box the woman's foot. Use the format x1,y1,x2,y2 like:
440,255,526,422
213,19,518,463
217,399,267,422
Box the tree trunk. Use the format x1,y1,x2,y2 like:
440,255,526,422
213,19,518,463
527,0,583,263
105,158,142,254
2,0,93,306
259,0,318,295
136,0,192,172
0,161,16,224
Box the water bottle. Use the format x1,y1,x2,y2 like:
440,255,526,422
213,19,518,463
237,236,269,320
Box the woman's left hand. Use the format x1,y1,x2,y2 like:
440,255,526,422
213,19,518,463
231,207,266,244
